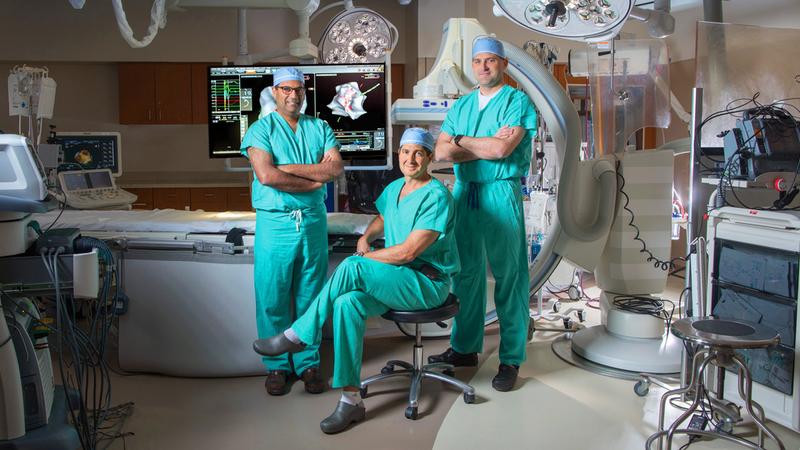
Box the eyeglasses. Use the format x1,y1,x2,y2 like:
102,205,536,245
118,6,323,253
275,86,305,95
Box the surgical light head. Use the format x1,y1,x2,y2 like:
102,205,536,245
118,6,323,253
399,127,435,153
472,36,506,59
272,68,305,87
318,7,396,64
492,0,635,43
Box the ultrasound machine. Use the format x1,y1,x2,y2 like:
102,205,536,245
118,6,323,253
48,132,137,210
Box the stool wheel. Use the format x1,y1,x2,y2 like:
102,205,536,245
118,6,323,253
442,368,455,377
405,406,418,420
359,386,368,398
634,380,649,397
381,365,394,375
463,392,475,404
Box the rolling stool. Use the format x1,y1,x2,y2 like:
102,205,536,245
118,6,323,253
359,293,476,420
646,317,785,450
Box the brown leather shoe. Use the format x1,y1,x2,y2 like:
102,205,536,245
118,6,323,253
265,370,291,396
300,367,326,394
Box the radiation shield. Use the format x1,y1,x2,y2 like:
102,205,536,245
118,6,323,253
587,39,671,156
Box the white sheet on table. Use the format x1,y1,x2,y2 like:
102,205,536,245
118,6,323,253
32,209,376,235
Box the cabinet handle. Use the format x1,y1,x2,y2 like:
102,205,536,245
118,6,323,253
204,193,215,197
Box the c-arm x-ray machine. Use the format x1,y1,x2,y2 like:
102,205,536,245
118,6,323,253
394,14,682,375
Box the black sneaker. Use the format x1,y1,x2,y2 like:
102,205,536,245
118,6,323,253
491,364,519,392
427,347,478,367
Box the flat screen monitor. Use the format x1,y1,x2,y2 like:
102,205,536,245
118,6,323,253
207,63,390,169
52,132,122,176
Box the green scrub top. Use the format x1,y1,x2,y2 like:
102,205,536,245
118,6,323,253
441,85,538,182
240,112,339,211
375,178,460,277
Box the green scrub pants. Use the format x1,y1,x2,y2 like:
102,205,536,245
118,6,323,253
291,256,450,388
450,178,530,366
254,205,328,375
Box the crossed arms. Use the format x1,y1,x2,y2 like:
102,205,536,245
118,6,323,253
356,215,440,266
247,147,344,192
434,125,525,163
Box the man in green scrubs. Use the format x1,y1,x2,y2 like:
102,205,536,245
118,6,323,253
241,67,343,396
253,128,459,434
429,36,537,392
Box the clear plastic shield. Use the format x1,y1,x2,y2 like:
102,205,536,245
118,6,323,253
696,22,800,148
588,39,671,155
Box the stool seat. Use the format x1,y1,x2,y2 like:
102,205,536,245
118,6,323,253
381,293,459,324
361,293,474,420
647,316,785,450
671,317,780,349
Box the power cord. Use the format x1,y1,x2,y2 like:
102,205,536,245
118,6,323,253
615,160,688,271
612,294,676,327
37,239,132,450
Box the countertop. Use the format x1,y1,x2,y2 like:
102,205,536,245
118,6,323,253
117,171,251,188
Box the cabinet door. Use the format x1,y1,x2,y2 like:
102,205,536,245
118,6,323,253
119,63,156,124
153,188,191,210
126,188,153,210
191,63,210,124
155,63,193,124
390,64,404,104
226,187,252,211
190,187,227,212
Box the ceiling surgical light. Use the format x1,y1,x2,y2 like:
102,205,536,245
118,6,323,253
319,7,397,64
492,0,634,42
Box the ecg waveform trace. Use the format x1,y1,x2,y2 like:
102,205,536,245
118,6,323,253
210,79,241,113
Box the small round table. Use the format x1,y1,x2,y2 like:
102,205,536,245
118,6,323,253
646,317,785,450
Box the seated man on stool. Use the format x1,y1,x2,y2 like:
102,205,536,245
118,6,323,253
254,127,460,434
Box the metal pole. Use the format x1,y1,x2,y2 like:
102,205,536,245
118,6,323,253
686,87,703,316
703,0,723,22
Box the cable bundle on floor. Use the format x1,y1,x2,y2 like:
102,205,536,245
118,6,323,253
612,294,676,328
36,238,132,450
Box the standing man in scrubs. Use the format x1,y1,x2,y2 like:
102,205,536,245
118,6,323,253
241,67,343,396
428,36,537,392
253,128,459,434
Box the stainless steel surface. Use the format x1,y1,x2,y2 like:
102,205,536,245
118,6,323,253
648,316,786,450
670,317,780,349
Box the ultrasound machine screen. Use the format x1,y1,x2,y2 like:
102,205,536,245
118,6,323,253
52,132,122,175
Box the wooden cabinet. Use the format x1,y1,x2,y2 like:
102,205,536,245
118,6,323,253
226,187,252,211
118,63,198,124
153,188,191,210
127,188,153,210
123,186,251,211
552,63,588,93
190,188,227,212
118,64,157,124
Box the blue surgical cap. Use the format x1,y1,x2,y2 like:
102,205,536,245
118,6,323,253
472,36,505,59
272,67,305,87
400,127,435,152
